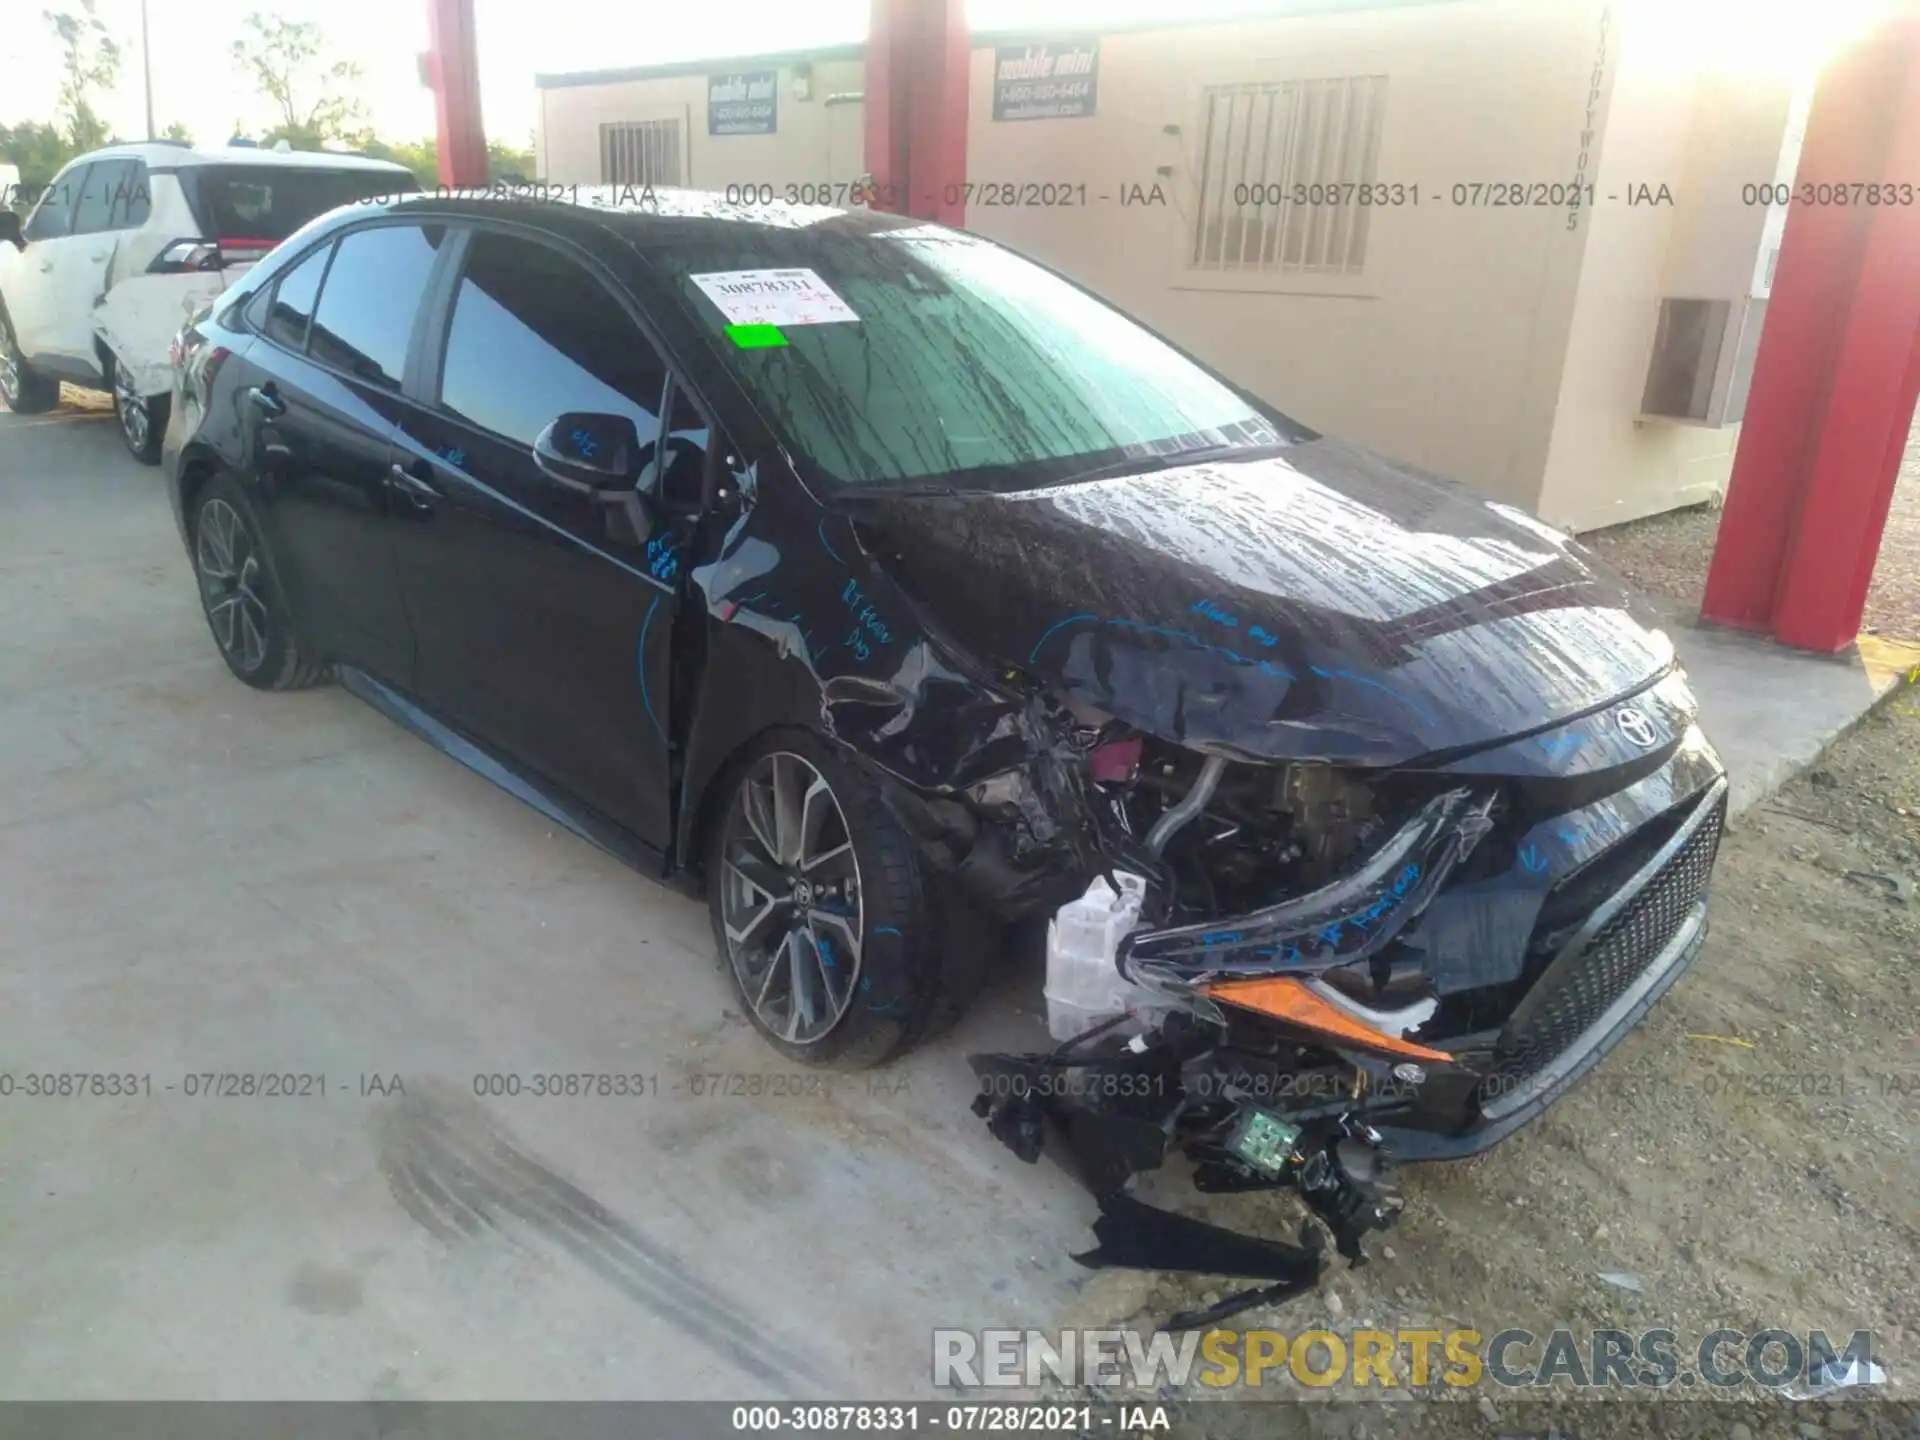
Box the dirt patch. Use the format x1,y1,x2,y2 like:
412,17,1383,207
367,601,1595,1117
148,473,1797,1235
1060,692,1920,1437
1579,421,1920,642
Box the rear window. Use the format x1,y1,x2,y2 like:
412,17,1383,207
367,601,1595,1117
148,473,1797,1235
180,165,417,243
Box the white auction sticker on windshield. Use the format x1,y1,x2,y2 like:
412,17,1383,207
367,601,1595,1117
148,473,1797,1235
689,268,860,326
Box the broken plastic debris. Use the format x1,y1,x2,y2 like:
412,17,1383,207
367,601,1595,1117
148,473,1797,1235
1782,1355,1888,1400
1595,1271,1645,1293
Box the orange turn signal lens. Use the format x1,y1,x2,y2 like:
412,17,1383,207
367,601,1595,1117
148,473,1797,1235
1204,976,1454,1063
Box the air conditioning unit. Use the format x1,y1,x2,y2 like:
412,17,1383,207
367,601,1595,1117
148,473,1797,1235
1638,294,1768,428
1636,76,1802,429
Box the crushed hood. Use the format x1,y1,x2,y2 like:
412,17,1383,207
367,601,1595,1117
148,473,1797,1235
849,438,1675,766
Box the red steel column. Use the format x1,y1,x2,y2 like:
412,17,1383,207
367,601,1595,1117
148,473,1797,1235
1701,14,1920,650
426,0,489,188
864,0,970,227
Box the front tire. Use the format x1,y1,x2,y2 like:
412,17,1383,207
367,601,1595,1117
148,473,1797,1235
0,309,59,414
190,474,327,691
110,354,167,464
706,729,989,1069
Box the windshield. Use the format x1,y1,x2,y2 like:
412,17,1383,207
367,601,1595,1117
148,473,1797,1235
182,165,418,242
656,222,1301,489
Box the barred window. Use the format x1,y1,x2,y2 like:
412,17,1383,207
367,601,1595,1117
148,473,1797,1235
600,120,684,186
1191,76,1387,275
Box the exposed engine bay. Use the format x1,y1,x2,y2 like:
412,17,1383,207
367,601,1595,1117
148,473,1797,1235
931,692,1722,1325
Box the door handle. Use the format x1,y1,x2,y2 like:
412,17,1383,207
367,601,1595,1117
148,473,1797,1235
244,385,285,418
386,461,441,511
36,260,52,272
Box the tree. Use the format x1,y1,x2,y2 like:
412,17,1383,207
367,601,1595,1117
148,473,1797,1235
0,121,80,192
230,13,365,145
487,138,536,184
354,135,538,188
161,120,193,145
44,2,122,152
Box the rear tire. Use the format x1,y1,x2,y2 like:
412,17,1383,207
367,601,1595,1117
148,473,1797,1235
110,354,167,464
706,728,990,1069
0,309,59,415
189,473,327,691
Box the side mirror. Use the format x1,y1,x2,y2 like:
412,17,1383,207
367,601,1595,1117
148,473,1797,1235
0,210,25,252
532,412,642,494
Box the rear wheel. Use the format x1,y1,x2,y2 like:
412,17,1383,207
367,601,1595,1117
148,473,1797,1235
190,474,327,691
110,355,167,464
0,309,59,414
707,729,989,1068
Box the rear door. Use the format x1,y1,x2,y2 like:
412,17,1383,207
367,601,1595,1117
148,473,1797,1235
385,225,699,849
234,221,451,684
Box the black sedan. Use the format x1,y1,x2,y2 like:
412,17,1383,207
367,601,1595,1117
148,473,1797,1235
162,189,1724,1204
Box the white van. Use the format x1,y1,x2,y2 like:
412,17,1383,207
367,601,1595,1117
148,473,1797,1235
0,142,415,460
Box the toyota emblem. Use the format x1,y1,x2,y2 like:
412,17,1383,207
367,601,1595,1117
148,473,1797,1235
1614,706,1659,749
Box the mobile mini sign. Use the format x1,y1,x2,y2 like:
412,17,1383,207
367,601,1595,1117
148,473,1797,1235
709,71,777,136
992,40,1099,121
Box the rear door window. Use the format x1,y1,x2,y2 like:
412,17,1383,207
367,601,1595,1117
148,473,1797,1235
182,166,418,244
71,159,128,235
255,242,333,352
108,160,151,229
307,224,448,389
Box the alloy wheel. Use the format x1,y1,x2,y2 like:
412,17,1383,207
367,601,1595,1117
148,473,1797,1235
719,751,865,1045
113,362,148,453
194,498,272,674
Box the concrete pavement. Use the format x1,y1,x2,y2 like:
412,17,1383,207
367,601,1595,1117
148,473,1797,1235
0,403,1092,1400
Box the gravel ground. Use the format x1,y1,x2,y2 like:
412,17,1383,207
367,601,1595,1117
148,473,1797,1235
1050,692,1920,1439
1580,423,1920,642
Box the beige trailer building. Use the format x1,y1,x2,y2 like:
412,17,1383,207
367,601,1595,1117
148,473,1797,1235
534,0,1805,531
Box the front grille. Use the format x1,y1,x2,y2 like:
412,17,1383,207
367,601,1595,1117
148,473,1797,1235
1476,791,1725,1097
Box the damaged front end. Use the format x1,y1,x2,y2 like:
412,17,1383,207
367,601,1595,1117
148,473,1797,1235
961,698,1724,1324
684,426,1725,1316
966,747,1500,1325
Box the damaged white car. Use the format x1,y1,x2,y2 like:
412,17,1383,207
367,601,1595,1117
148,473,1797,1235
0,141,414,460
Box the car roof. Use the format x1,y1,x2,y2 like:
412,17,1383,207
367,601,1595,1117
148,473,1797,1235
384,184,927,251
72,142,413,174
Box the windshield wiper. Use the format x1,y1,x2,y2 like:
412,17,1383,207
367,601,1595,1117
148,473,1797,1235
837,481,964,501
1050,441,1297,488
831,442,1296,502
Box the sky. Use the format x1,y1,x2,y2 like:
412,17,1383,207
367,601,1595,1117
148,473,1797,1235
0,0,1896,154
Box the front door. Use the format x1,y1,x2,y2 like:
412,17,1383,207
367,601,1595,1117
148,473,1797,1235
8,162,87,360
48,158,129,372
387,226,695,849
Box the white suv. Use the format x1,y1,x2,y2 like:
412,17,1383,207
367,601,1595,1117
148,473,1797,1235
0,142,415,461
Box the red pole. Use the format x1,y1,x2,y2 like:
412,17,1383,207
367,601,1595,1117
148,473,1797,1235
864,0,969,227
1701,14,1920,649
426,0,489,188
